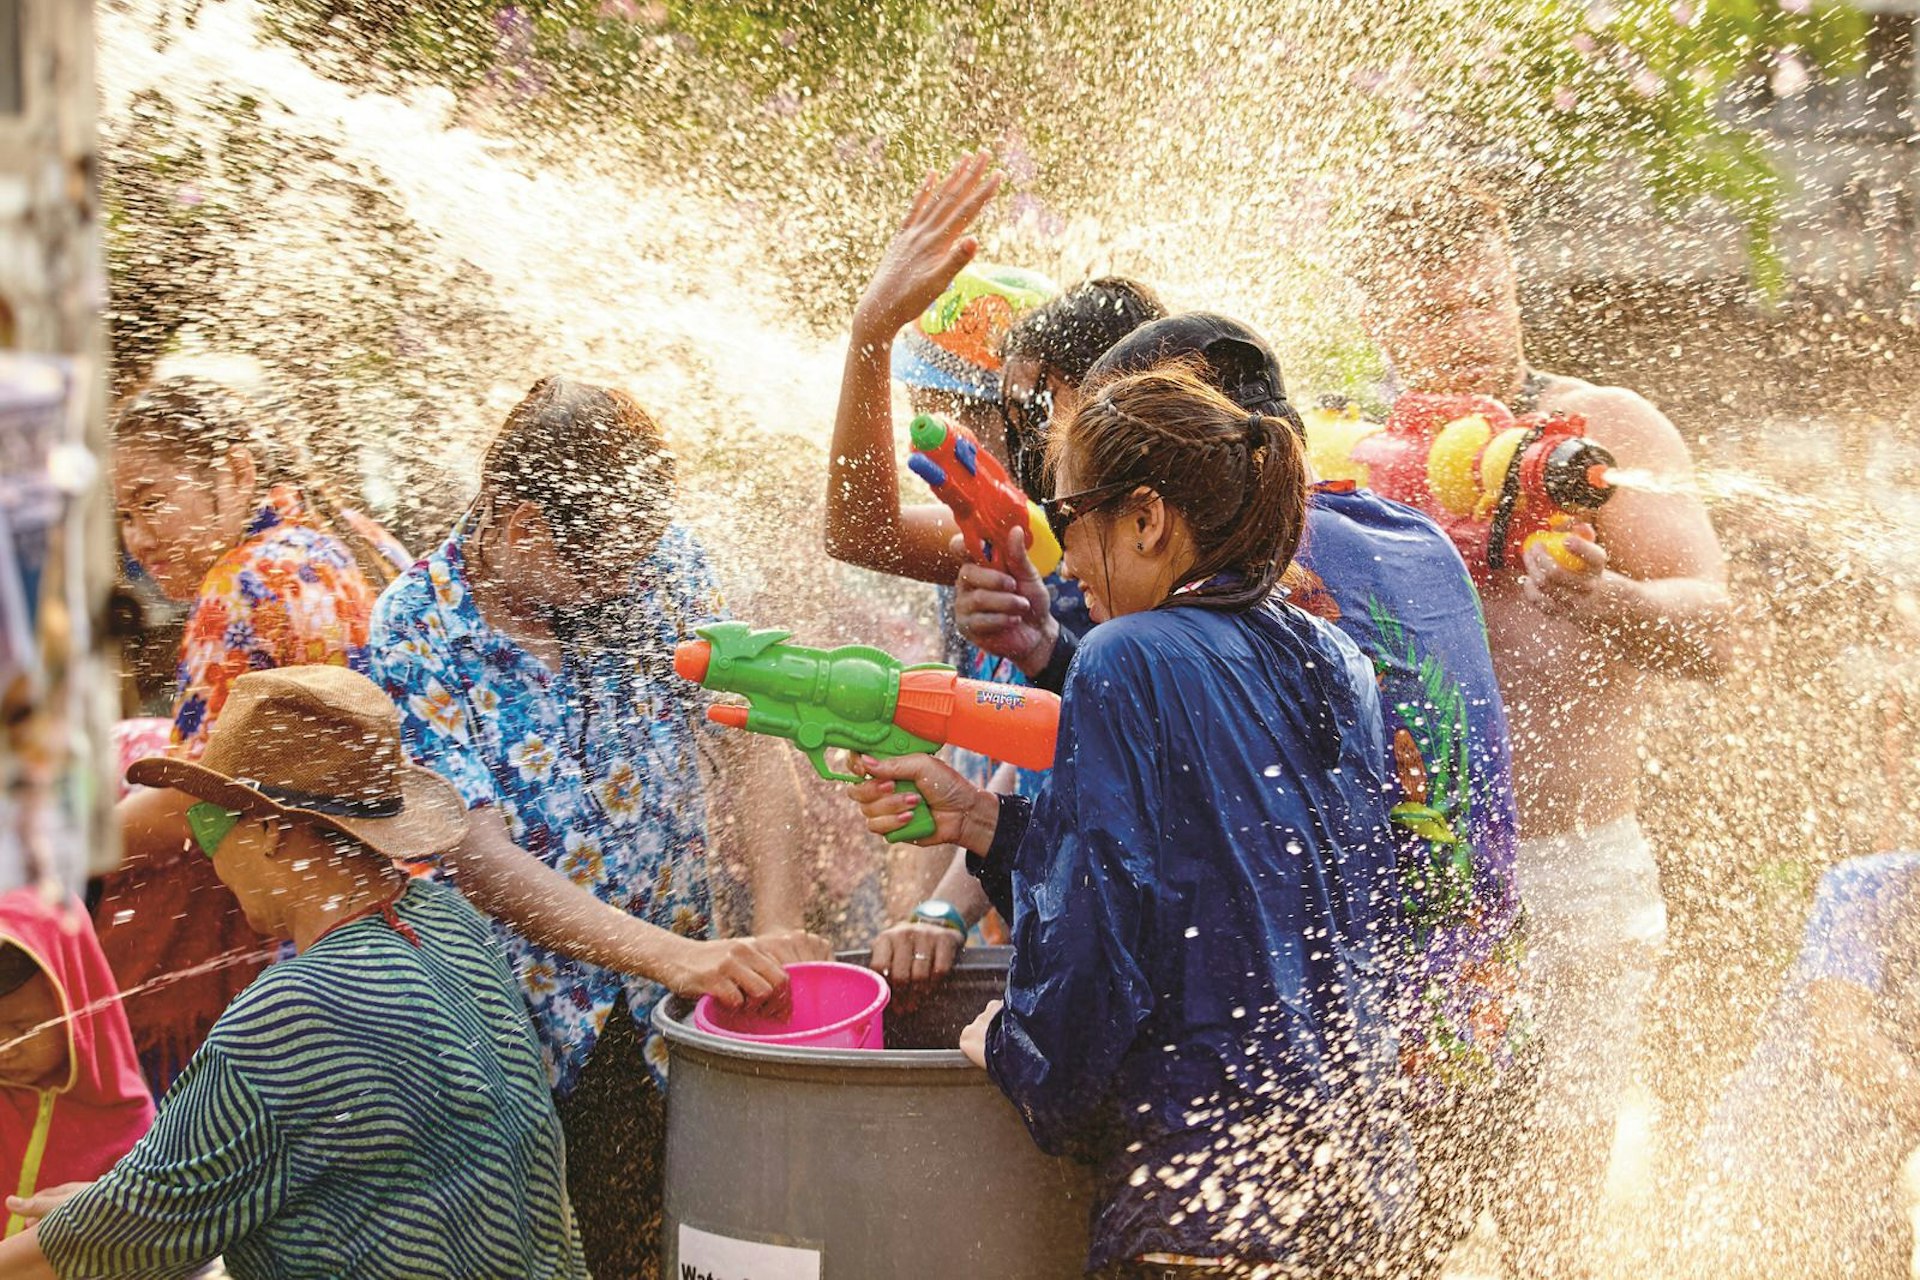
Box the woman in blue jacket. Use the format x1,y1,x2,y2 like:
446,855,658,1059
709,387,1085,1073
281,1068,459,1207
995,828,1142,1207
851,363,1412,1278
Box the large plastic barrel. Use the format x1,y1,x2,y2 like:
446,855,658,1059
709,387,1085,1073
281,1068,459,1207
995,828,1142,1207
654,947,1091,1279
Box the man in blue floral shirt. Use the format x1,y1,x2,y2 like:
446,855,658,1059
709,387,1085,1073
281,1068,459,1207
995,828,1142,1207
369,376,825,1280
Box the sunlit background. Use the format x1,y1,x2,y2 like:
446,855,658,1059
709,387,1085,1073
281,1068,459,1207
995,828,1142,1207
0,0,1909,1273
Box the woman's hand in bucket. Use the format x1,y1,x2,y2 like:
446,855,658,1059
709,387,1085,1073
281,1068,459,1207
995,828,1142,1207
871,921,963,989
959,999,1002,1069
752,928,833,967
663,935,793,1014
852,149,1002,343
846,753,998,852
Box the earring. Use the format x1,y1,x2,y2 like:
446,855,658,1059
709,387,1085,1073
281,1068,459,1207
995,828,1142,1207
1135,541,1144,551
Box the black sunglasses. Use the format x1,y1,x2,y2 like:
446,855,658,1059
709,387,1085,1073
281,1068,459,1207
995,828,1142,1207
1041,479,1142,545
1000,373,1055,498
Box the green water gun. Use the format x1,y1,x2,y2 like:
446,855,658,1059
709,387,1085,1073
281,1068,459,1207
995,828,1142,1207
673,622,1060,844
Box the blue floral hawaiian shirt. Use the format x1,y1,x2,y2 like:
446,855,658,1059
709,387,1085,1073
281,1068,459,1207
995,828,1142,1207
368,520,724,1097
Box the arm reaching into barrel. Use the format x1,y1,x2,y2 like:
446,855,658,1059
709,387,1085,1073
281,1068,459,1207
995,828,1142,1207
447,809,815,1007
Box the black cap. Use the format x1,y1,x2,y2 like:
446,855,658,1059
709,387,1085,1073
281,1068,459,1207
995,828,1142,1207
1085,313,1299,429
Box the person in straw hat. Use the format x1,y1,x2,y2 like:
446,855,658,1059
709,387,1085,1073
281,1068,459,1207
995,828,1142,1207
0,665,587,1280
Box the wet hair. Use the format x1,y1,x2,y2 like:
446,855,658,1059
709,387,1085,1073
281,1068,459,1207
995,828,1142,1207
478,376,677,571
1001,277,1168,386
0,944,41,1002
1347,180,1511,295
1087,313,1303,429
114,377,401,589
999,278,1167,499
1049,360,1307,613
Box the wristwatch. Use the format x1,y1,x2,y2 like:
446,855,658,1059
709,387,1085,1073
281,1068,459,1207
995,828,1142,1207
910,899,969,940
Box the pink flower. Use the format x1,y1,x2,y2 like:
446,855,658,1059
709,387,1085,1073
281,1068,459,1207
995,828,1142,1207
1000,128,1038,183
1570,32,1597,56
1553,86,1580,111
1632,67,1663,97
1779,0,1811,12
1771,50,1810,97
1670,1,1697,24
1007,192,1065,240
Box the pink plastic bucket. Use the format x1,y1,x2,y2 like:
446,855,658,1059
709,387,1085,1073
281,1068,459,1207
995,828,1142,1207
692,961,890,1050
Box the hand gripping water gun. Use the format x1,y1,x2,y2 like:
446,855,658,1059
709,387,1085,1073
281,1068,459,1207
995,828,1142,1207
906,414,1064,577
673,622,1060,843
1302,394,1616,586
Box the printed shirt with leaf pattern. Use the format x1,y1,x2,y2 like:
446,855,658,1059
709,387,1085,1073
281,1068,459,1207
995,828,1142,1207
169,485,405,760
1296,483,1528,1103
367,520,723,1097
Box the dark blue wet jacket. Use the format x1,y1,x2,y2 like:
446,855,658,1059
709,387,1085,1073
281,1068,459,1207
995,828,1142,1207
978,600,1411,1273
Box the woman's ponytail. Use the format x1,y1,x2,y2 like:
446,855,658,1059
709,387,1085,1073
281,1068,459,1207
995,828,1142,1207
1048,361,1308,613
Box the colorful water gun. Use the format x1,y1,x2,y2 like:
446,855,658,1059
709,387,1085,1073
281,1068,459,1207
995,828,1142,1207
1302,394,1616,586
906,413,1064,576
673,622,1060,843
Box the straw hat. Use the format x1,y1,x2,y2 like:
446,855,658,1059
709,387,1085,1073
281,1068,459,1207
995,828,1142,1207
127,665,468,862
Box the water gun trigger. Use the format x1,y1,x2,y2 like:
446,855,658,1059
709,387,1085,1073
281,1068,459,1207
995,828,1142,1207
801,745,859,785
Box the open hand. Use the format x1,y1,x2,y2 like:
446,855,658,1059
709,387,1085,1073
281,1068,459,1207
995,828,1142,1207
853,150,1004,343
951,527,1057,677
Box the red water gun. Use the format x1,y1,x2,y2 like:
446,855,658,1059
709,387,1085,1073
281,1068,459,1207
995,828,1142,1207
907,414,1064,576
1318,394,1617,586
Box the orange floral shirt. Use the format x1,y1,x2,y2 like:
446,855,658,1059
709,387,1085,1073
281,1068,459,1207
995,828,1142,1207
169,486,406,758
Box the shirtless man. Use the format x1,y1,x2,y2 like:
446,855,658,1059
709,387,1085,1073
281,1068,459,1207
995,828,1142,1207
1351,183,1733,1279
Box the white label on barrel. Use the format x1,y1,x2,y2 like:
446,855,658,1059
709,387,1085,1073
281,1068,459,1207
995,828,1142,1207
677,1224,821,1280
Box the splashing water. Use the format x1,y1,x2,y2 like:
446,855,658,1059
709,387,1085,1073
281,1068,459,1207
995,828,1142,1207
89,2,1920,1278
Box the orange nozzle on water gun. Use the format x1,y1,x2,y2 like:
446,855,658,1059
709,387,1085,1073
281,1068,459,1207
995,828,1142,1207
907,414,1064,577
673,622,1059,842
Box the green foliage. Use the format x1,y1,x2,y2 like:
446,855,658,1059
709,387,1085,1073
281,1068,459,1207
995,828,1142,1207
1385,0,1869,234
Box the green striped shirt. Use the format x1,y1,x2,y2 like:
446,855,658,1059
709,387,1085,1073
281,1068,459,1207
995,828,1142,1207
39,879,588,1279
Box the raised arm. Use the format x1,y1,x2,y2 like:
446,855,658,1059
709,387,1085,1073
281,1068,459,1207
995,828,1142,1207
826,150,1002,583
1522,385,1732,678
